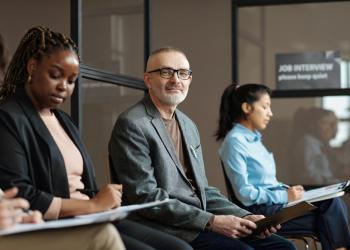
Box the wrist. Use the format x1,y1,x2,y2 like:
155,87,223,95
89,197,101,213
205,215,215,231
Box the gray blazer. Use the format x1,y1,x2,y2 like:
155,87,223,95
109,95,250,242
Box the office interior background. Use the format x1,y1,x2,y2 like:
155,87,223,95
1,0,350,212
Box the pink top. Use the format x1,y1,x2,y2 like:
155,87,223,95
40,112,89,219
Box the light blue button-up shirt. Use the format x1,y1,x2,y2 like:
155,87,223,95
219,123,288,206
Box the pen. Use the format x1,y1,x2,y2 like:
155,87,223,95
268,184,290,191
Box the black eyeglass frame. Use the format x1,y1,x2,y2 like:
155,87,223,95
147,67,193,80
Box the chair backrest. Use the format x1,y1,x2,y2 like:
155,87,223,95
221,161,245,208
108,154,120,184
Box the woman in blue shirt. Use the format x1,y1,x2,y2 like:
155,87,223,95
216,83,350,250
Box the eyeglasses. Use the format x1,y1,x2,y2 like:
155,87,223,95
147,67,192,80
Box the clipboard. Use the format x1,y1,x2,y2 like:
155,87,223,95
285,180,349,208
253,201,317,235
0,199,170,236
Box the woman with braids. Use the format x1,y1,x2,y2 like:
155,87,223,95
0,30,126,250
0,26,192,250
216,83,350,250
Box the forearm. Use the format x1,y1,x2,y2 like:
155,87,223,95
58,198,96,218
205,186,251,217
56,184,122,219
127,188,214,230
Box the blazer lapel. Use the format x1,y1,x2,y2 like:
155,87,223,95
15,88,69,197
16,89,56,150
176,111,206,207
54,111,97,190
143,96,188,180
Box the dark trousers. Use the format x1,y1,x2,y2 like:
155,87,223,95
115,219,193,250
246,197,350,250
190,231,296,250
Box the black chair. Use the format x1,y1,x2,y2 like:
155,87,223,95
108,154,120,184
220,162,319,250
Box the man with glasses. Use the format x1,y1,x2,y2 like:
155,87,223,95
109,47,296,250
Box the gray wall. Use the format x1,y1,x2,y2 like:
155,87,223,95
0,0,71,112
152,0,231,193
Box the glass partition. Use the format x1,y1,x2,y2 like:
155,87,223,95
81,78,143,186
238,1,350,91
263,96,350,186
82,0,144,78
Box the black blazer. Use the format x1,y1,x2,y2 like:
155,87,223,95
0,87,98,214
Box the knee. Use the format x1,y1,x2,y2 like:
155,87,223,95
165,238,193,250
98,224,126,250
321,197,347,212
284,240,297,250
98,223,117,236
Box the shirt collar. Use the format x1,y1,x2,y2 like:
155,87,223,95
234,123,261,142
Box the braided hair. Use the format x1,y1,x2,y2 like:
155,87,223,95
0,26,78,100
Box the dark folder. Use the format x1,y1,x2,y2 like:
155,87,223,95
253,201,317,235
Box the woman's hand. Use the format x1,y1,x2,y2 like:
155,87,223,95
0,187,42,229
90,184,122,212
22,210,43,224
287,185,304,202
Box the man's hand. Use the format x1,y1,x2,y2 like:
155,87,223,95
210,215,256,238
244,214,281,238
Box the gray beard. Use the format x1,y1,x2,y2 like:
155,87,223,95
157,93,186,106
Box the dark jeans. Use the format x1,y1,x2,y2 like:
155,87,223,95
190,231,296,250
246,198,350,250
115,219,193,250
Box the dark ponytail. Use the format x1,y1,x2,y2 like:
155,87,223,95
215,83,271,141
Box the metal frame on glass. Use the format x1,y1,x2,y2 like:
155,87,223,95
70,0,148,130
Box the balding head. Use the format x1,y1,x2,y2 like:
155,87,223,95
146,47,189,72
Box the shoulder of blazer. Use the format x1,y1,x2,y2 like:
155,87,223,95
0,89,36,128
142,94,161,119
117,95,160,127
0,87,38,119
